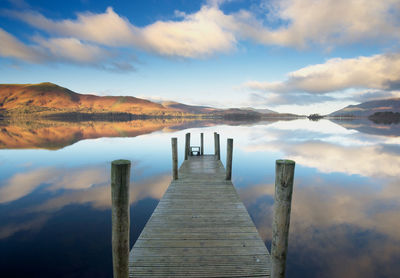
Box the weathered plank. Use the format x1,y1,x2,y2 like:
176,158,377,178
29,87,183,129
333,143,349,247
129,154,270,277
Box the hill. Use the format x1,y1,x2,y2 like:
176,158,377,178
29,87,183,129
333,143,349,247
162,101,217,114
0,82,172,117
0,82,288,121
329,98,400,117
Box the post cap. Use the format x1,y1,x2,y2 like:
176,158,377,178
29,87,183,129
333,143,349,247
276,159,295,165
112,159,131,166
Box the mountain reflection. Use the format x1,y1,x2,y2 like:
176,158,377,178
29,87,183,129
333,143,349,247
0,118,283,149
0,118,202,149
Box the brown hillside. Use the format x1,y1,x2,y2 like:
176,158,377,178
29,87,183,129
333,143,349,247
0,82,171,115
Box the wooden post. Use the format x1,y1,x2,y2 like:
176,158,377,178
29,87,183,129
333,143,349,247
185,133,190,160
214,132,217,155
171,137,178,180
111,159,131,278
225,138,233,180
271,159,295,278
200,133,204,155
216,133,220,160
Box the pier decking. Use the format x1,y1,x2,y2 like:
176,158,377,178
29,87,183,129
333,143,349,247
129,154,271,277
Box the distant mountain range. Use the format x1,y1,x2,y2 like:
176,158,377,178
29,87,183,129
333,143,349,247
2,82,400,122
0,82,294,121
329,98,400,117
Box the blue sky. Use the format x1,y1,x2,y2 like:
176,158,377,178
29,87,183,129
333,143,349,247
1,0,399,114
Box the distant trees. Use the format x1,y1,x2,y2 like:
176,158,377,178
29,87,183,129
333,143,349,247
368,111,400,124
308,114,324,121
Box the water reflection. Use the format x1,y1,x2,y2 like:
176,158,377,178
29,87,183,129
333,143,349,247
0,118,399,277
0,164,170,238
0,118,281,149
238,176,400,277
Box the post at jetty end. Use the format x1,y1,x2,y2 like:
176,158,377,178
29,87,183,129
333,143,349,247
200,133,204,155
226,138,233,180
214,132,218,155
216,133,221,160
185,133,190,160
111,159,131,278
271,159,295,278
171,137,178,180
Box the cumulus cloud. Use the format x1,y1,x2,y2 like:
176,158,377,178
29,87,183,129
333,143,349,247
140,7,236,57
2,0,399,63
244,52,400,106
0,28,44,62
245,53,400,94
34,37,110,63
3,6,236,59
0,28,135,71
246,0,400,48
5,7,140,46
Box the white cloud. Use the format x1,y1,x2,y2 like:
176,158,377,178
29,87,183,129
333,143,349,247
0,28,135,71
3,0,399,60
0,28,44,62
245,0,400,48
34,37,110,63
245,53,400,94
5,7,139,46
140,6,236,57
243,52,400,107
4,6,236,58
1,0,399,71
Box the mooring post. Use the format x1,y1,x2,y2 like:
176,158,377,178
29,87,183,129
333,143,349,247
171,137,178,180
271,159,295,278
111,159,131,278
225,138,233,180
214,132,218,155
216,133,221,160
185,133,190,160
200,133,204,155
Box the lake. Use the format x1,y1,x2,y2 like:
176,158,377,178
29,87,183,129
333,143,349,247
0,118,399,278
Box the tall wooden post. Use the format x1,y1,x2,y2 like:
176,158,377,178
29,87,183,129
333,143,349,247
200,133,204,155
216,133,220,160
271,159,295,278
225,138,233,180
171,137,178,180
214,132,217,155
111,159,131,278
185,133,190,160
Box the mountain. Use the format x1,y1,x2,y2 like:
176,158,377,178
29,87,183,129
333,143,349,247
0,82,171,116
0,82,286,120
240,107,277,114
162,101,218,114
330,98,400,117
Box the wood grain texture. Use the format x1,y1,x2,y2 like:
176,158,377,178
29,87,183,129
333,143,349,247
129,155,270,277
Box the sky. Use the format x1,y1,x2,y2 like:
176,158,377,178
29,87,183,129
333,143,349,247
0,0,399,115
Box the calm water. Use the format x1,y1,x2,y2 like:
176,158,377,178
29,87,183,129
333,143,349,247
0,118,399,278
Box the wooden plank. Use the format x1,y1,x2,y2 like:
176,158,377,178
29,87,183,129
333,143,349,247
129,154,270,277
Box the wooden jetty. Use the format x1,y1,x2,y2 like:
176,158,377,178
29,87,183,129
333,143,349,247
111,133,295,278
